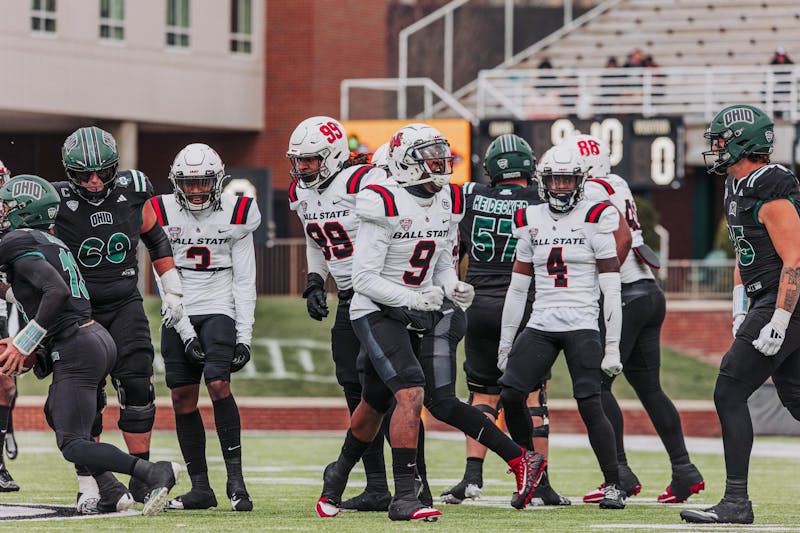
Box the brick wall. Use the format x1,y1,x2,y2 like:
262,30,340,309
661,302,731,365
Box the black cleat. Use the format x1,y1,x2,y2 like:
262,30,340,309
0,466,19,492
508,450,546,510
142,461,182,516
680,497,754,524
227,480,253,512
341,489,392,511
599,483,626,510
618,464,642,497
5,432,17,460
658,463,705,503
440,478,482,504
315,461,348,518
97,481,134,513
128,476,151,504
416,475,433,508
530,471,571,506
167,487,218,510
387,496,441,522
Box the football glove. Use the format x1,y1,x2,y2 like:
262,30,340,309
497,342,512,372
409,286,444,312
732,284,748,339
450,282,475,310
160,293,185,329
231,343,251,372
183,337,206,365
601,346,623,377
752,308,791,357
303,273,329,321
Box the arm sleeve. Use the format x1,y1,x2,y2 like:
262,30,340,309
351,219,414,308
599,272,622,353
500,271,532,347
305,235,329,280
232,232,257,346
13,255,71,330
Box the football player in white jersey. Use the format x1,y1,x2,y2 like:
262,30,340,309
0,160,17,493
152,143,260,512
572,134,705,505
287,116,393,512
498,143,627,510
316,124,545,522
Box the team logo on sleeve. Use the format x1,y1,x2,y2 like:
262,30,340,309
66,200,79,211
442,199,450,210
400,217,413,231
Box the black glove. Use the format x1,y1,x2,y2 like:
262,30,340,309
231,343,251,373
33,343,53,380
302,273,329,321
0,316,7,339
184,337,206,365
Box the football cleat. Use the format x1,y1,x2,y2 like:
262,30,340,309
0,466,19,492
227,481,253,512
76,491,100,515
128,476,151,504
341,489,392,511
508,449,547,510
530,471,571,506
415,473,433,507
584,464,642,503
315,461,348,518
680,497,754,524
440,478,482,504
142,461,182,517
97,480,134,513
167,487,218,510
387,496,441,522
5,431,17,460
658,463,705,504
598,483,626,510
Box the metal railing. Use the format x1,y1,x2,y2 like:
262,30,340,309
476,65,800,121
256,240,736,300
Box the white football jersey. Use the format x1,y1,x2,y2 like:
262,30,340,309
288,165,389,291
584,174,654,283
349,182,465,320
514,198,618,332
151,193,261,345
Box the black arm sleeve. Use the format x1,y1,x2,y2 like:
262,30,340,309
13,255,70,330
141,224,173,261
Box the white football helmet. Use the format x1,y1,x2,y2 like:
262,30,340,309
568,134,611,178
536,144,590,213
371,142,390,168
169,143,226,211
0,160,9,185
386,123,453,188
286,116,349,189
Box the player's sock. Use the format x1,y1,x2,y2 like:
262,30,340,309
0,405,10,462
724,477,748,500
391,448,418,499
175,409,208,482
213,395,244,485
464,457,484,485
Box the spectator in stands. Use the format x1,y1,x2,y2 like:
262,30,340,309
537,57,553,69
643,55,658,68
624,48,645,68
770,46,793,65
605,56,619,68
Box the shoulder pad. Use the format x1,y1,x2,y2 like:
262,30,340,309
229,196,257,226
746,165,800,201
513,206,529,230
585,202,619,233
150,196,169,226
116,169,153,196
462,181,487,196
356,184,400,227
52,181,72,199
448,184,465,215
288,179,301,205
345,164,383,194
585,178,614,200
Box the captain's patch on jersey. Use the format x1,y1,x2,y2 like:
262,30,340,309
0,503,138,521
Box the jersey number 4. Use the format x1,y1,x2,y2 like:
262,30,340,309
306,222,353,260
546,247,568,287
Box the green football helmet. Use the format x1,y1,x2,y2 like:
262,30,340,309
483,134,535,184
61,126,120,201
0,175,60,231
703,104,774,175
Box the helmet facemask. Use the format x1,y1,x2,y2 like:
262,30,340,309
172,174,221,211
411,140,454,189
66,165,119,202
288,153,330,190
169,143,226,211
62,126,120,203
539,172,585,213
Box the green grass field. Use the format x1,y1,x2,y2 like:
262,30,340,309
2,430,800,531
16,296,721,402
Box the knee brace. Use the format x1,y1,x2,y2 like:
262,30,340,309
467,392,499,418
528,383,550,438
115,378,156,434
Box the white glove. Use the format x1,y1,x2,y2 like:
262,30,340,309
160,293,185,328
451,282,475,310
752,308,791,356
409,286,444,312
732,313,746,338
497,342,512,372
601,346,623,377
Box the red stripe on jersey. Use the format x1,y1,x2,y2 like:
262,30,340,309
151,196,167,226
514,207,528,229
449,184,464,214
346,165,375,194
587,178,615,195
585,202,613,223
288,179,299,203
231,197,253,224
365,184,398,217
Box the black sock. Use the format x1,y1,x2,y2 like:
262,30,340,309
392,448,417,498
361,424,388,492
724,477,748,500
338,430,371,473
0,405,9,468
212,395,243,484
464,457,484,485
176,409,208,480
131,451,150,461
415,422,427,480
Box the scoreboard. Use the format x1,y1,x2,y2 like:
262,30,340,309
474,116,684,190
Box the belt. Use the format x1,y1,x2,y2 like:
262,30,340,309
622,279,656,289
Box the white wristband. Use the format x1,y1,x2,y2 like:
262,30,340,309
160,268,183,297
12,319,47,355
732,284,748,317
